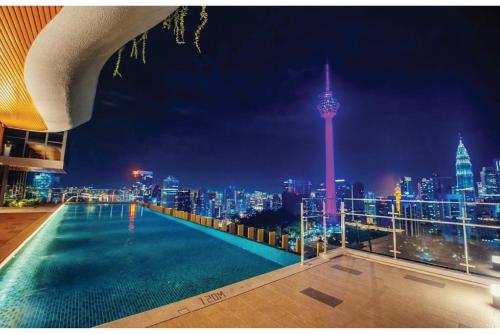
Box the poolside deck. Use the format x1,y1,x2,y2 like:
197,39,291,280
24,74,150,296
0,205,58,263
148,254,499,328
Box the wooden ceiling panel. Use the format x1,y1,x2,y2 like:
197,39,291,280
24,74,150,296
0,6,62,131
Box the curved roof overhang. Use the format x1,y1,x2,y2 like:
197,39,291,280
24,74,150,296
0,6,176,132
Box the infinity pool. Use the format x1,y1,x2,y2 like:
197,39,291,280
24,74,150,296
0,204,298,328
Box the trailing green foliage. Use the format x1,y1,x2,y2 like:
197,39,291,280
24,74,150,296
112,6,208,79
194,6,208,54
112,47,124,78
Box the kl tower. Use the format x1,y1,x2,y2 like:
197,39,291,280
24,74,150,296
317,62,340,219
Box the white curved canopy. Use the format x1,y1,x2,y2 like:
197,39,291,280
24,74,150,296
24,6,176,132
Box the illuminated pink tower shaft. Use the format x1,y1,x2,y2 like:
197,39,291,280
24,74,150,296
317,62,340,219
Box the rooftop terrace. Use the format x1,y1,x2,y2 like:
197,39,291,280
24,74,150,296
101,250,500,328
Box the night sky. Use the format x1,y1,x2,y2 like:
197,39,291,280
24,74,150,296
61,7,500,195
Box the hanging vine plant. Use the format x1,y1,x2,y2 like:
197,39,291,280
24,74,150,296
112,6,208,79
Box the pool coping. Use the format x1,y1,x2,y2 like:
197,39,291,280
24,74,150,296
99,247,344,328
0,204,63,270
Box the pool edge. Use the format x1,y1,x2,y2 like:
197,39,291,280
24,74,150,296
98,247,344,328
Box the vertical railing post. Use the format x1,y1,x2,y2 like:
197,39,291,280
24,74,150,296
322,200,327,258
341,201,346,249
391,203,398,259
462,206,471,275
300,202,304,265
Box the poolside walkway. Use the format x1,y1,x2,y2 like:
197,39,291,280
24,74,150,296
0,205,58,263
150,254,500,328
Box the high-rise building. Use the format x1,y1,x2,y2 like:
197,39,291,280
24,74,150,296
194,187,208,215
161,176,179,208
455,135,475,201
432,174,453,200
479,166,499,198
224,185,236,217
335,179,351,205
317,62,340,219
394,183,401,214
175,189,192,212
494,158,500,193
352,182,365,214
364,192,376,215
271,193,282,210
32,172,54,188
419,177,439,220
131,170,153,202
282,179,312,215
399,176,414,197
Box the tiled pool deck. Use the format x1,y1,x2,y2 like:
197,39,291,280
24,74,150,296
0,206,58,264
103,252,500,328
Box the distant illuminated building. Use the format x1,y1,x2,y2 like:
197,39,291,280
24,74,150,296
315,183,326,199
455,135,475,201
32,172,57,202
335,179,351,211
364,192,376,218
352,182,365,214
399,176,414,197
271,193,282,210
375,198,391,224
479,167,499,198
224,185,237,217
161,176,179,208
175,188,192,212
131,170,153,202
419,177,438,220
194,187,208,215
32,173,54,188
282,179,312,215
394,183,401,214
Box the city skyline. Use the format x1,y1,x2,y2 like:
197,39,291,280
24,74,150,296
60,7,500,194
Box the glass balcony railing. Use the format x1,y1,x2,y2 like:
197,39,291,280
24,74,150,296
336,198,500,278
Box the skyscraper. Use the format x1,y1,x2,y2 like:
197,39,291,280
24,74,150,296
394,183,401,214
399,176,414,198
419,177,439,220
455,135,475,201
479,166,499,198
131,170,153,202
352,181,365,214
175,189,192,212
317,62,340,219
161,176,179,208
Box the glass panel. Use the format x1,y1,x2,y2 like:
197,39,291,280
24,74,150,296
467,224,500,279
48,132,64,143
346,212,394,257
28,131,46,143
395,219,466,271
3,128,26,139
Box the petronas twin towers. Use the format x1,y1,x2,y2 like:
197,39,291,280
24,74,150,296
455,135,475,199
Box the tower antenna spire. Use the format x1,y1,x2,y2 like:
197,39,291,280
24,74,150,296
325,61,331,92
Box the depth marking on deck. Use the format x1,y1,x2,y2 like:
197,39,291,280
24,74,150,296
300,288,343,308
199,290,226,306
332,264,362,275
404,275,445,288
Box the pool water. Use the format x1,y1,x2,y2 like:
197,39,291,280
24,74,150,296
0,204,298,328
